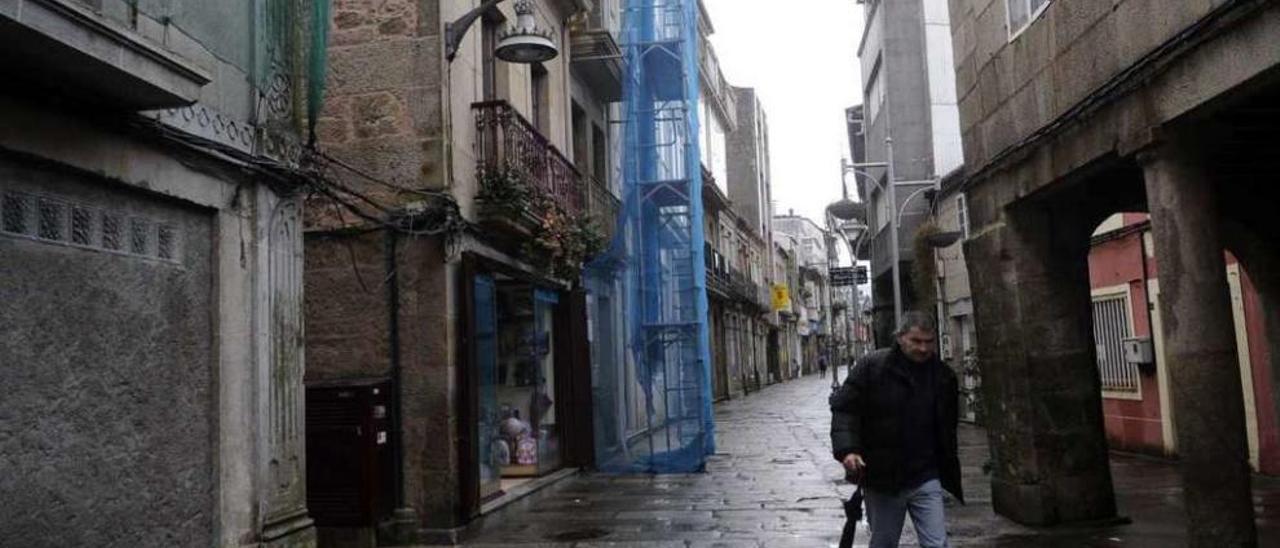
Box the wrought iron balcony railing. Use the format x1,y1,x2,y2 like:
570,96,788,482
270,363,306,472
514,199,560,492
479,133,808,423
473,100,584,214
585,173,620,241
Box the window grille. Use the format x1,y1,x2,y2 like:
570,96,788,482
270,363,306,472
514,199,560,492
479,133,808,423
130,218,150,255
102,213,124,250
0,189,179,263
157,225,175,260
72,207,94,245
2,192,32,234
957,193,969,239
38,198,66,241
1092,293,1139,392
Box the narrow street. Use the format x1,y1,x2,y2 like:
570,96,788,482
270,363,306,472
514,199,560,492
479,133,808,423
461,374,1280,547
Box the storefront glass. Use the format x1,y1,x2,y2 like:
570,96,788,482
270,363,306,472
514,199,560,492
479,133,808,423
471,281,562,488
474,274,502,500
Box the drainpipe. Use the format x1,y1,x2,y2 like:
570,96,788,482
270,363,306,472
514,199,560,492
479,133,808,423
385,229,405,509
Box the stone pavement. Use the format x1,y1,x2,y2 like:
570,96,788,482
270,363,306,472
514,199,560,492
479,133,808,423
459,374,1280,547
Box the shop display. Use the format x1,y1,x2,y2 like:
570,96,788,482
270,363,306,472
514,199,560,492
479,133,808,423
476,280,564,482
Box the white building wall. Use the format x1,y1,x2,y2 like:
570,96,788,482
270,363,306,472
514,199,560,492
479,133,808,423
923,0,964,176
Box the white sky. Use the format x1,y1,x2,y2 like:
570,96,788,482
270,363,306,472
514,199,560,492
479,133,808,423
702,0,866,226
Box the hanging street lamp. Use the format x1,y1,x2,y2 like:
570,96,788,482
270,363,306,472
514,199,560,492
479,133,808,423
446,0,560,64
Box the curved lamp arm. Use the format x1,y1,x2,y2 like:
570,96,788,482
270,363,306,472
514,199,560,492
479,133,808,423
896,185,935,226
446,0,507,62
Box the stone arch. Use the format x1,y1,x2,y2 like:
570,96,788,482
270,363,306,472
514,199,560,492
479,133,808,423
1223,217,1280,474
963,156,1148,526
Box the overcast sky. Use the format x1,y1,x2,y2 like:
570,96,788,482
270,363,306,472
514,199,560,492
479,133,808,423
702,0,866,226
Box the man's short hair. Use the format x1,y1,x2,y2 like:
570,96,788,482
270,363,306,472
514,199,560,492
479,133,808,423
895,311,937,336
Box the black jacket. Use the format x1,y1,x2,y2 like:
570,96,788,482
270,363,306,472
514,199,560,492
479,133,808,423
830,346,964,503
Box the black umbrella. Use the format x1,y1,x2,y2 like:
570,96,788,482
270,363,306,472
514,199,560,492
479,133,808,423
839,484,863,548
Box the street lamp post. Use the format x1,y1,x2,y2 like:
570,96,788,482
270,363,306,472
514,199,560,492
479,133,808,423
827,218,868,369
840,149,945,334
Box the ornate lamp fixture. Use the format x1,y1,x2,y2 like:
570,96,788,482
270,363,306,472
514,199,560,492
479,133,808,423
446,0,560,64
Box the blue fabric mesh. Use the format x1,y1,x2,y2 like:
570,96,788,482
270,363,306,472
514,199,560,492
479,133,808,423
587,0,714,474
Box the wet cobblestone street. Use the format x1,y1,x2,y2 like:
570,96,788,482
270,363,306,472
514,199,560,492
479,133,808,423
459,374,1280,547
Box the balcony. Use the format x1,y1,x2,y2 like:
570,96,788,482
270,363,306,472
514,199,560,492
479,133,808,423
569,0,623,102
473,100,584,218
728,267,768,312
585,174,620,242
704,243,732,299
0,0,210,110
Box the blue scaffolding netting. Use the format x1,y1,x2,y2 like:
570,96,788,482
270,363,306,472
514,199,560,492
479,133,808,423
587,0,714,474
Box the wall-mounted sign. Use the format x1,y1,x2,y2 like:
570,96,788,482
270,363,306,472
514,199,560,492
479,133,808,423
771,284,790,311
831,266,868,286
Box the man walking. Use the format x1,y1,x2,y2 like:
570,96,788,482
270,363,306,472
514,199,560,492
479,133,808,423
830,312,963,547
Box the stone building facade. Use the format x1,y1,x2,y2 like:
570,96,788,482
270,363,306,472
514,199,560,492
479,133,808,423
696,11,774,402
773,214,834,377
727,86,779,389
304,0,612,544
0,1,319,546
949,0,1280,543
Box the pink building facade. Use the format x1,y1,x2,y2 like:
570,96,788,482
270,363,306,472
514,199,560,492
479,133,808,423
1090,214,1277,474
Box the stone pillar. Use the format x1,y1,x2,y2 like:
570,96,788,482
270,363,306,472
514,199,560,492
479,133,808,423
260,194,316,547
1142,143,1257,547
964,199,1116,525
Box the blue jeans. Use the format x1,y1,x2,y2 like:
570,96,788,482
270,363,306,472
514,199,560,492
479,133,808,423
864,478,950,548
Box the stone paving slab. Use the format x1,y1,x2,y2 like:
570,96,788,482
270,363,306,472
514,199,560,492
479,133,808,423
458,374,1280,547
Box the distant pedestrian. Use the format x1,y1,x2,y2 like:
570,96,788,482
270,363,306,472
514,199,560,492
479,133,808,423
829,312,963,548
819,355,829,379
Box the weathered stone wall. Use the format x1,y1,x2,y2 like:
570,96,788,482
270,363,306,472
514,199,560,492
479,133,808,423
318,0,446,203
948,0,1280,187
395,237,457,528
304,232,392,381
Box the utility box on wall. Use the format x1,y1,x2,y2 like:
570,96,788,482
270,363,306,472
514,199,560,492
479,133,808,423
1122,337,1155,365
306,378,395,528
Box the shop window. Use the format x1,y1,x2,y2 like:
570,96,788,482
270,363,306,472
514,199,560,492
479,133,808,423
476,277,565,497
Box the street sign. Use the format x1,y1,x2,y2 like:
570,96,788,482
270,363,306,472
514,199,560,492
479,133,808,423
831,266,869,287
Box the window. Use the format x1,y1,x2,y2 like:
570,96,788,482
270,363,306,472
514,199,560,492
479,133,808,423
864,60,886,123
1007,0,1050,39
957,193,969,239
1092,291,1140,393
531,63,550,133
482,17,499,100
592,123,607,182
571,102,588,168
